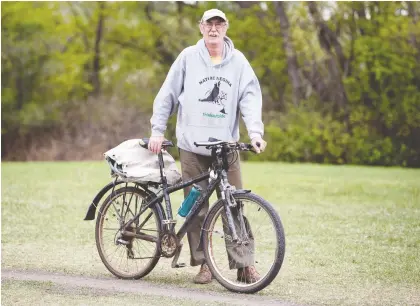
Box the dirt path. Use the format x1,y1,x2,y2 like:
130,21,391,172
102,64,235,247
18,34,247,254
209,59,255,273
2,269,300,306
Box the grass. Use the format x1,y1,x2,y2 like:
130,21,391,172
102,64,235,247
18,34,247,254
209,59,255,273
2,161,420,305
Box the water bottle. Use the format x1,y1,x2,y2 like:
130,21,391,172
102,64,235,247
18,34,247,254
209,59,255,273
178,184,202,218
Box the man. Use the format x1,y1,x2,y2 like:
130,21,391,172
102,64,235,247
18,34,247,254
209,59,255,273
149,8,267,284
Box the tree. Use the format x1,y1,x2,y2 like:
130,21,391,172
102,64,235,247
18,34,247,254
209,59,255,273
307,1,348,113
275,2,303,106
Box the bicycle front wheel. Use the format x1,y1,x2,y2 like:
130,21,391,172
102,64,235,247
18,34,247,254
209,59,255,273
202,192,285,293
95,186,162,279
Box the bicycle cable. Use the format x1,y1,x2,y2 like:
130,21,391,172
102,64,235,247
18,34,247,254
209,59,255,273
227,149,239,167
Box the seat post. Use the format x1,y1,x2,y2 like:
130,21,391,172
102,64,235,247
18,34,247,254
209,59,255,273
158,149,174,224
157,149,166,180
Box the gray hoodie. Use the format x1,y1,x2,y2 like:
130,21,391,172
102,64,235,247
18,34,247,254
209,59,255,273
150,36,264,156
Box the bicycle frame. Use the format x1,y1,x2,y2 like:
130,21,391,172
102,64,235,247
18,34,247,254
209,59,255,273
119,155,211,237
120,147,240,246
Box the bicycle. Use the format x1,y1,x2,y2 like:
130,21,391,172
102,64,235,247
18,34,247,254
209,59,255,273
84,137,285,293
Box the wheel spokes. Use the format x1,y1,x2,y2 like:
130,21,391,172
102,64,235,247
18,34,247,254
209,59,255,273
206,197,279,288
97,190,160,278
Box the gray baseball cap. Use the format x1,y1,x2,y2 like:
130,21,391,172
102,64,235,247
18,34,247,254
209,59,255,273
201,9,227,22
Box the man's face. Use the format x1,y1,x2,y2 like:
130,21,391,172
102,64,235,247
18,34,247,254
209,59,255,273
200,17,227,45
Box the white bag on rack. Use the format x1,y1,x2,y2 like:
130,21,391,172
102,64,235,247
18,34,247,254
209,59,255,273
104,139,182,185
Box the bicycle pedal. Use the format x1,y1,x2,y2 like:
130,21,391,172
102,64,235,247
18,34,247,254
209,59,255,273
174,263,186,268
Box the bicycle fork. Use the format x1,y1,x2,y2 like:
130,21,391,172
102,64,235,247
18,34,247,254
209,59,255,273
218,171,250,245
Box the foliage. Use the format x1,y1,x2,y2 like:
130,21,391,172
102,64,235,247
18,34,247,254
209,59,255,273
249,104,409,166
1,1,419,166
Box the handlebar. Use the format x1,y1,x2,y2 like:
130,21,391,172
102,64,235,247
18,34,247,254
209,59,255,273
193,140,257,153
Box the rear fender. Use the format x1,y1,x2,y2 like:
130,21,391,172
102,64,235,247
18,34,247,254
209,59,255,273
83,181,159,220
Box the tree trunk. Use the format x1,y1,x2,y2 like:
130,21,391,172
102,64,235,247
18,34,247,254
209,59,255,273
275,1,302,106
15,63,25,111
91,2,105,96
407,1,420,61
308,2,347,73
307,1,348,112
144,3,175,67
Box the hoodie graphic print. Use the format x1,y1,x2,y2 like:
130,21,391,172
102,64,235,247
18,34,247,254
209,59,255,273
151,37,264,156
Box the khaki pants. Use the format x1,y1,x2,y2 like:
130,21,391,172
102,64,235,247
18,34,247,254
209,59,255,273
179,148,255,269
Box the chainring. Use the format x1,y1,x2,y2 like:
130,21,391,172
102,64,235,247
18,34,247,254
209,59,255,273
159,232,179,258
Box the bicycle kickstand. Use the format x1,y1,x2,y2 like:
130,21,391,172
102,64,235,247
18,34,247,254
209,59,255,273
171,243,186,268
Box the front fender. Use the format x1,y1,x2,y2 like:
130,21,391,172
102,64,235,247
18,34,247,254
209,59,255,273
83,181,154,220
197,189,251,250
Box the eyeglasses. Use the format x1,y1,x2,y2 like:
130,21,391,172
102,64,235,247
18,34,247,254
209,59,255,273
202,21,226,30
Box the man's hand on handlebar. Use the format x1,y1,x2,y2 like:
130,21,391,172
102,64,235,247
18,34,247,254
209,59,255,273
148,135,165,154
251,136,267,154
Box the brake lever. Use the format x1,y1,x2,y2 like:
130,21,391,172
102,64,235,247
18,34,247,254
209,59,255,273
247,143,258,154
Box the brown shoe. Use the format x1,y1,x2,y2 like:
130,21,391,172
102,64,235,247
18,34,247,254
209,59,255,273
237,266,261,283
193,263,213,284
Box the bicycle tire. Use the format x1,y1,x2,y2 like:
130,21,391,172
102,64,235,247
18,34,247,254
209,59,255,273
95,186,162,279
202,192,285,293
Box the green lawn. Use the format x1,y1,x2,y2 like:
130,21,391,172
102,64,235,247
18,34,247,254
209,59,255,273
2,161,420,305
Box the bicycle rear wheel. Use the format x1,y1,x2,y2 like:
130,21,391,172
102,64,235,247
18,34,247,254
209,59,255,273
95,186,162,279
202,192,285,293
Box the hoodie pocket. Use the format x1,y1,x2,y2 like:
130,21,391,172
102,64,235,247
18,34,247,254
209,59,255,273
185,125,231,143
185,107,231,140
